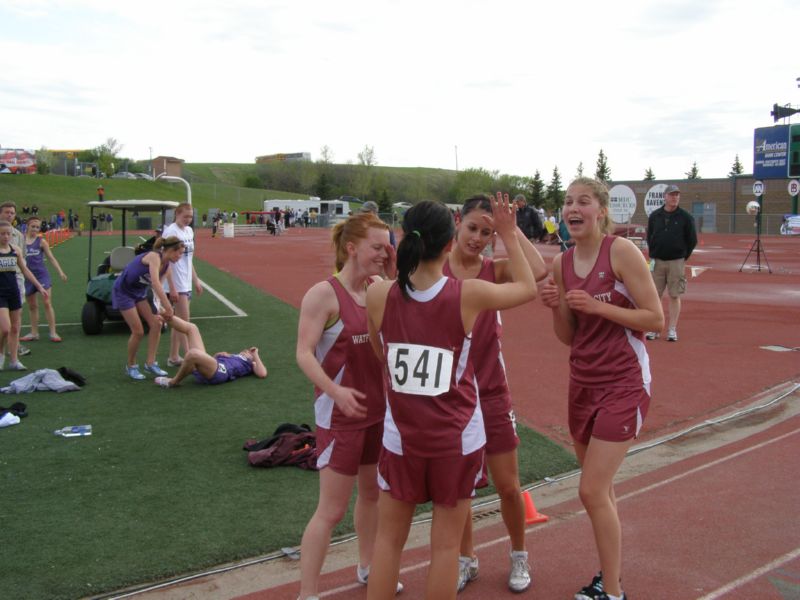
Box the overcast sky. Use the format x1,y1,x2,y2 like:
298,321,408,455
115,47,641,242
2,0,799,182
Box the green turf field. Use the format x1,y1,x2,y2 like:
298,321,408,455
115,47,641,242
0,234,577,599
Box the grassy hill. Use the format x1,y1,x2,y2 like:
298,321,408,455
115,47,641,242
0,160,461,225
0,172,308,225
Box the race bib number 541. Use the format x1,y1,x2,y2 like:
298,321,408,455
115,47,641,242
387,343,453,396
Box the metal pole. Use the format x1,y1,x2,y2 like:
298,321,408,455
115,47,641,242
155,174,192,204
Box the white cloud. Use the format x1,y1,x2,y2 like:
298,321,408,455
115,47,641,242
1,0,799,181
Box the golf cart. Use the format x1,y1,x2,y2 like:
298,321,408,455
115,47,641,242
81,200,179,334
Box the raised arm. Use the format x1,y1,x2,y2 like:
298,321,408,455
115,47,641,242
461,193,537,329
495,225,548,283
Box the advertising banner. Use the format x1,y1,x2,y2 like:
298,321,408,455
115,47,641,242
608,185,637,223
644,183,668,216
753,125,789,179
0,149,36,174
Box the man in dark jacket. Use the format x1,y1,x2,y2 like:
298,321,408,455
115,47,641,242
514,194,543,241
646,184,697,342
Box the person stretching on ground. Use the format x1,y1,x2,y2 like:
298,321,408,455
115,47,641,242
154,314,267,387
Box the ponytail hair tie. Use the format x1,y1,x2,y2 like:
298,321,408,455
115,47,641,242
412,230,421,238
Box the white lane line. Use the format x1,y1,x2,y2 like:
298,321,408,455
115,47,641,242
198,279,247,317
695,547,800,599
322,427,800,598
38,277,247,329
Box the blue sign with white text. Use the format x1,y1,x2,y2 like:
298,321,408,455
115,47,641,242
753,125,789,179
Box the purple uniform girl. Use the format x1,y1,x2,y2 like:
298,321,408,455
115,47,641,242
112,253,168,311
23,237,51,296
193,353,254,385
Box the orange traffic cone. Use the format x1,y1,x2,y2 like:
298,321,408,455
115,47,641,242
523,490,549,524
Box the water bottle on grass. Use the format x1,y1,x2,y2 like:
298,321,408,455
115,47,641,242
54,425,92,437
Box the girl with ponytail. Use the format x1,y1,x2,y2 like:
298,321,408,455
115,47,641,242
365,194,537,600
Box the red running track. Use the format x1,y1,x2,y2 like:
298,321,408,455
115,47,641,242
195,229,800,447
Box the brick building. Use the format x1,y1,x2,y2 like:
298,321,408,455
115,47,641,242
152,156,184,178
610,176,796,235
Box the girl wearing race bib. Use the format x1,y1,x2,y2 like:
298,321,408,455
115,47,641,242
540,178,663,600
20,216,68,343
445,195,547,594
161,203,203,367
295,212,398,600
365,195,537,600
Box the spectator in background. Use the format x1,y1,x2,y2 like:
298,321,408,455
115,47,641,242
106,213,113,232
645,184,697,342
513,194,542,242
97,186,105,202
359,201,396,248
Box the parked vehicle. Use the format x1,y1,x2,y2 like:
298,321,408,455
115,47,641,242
111,171,137,179
81,200,179,334
135,172,154,181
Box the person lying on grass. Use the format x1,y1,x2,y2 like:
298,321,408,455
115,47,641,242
154,314,267,387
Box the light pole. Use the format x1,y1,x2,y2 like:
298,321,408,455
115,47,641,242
155,173,192,205
148,147,152,176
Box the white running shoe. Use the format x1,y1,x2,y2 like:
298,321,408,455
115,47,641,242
356,565,404,594
508,551,531,593
457,555,479,592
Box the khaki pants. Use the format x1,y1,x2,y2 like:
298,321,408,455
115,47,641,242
652,258,686,298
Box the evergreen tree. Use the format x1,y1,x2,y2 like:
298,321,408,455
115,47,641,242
545,166,564,211
378,189,392,213
595,149,611,183
314,171,333,200
686,161,700,179
528,170,545,207
644,167,655,181
729,154,744,177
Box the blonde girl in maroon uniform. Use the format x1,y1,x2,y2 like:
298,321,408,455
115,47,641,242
365,195,536,600
445,195,547,593
540,178,663,600
295,212,397,600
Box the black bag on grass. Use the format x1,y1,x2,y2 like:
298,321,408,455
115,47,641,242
58,367,87,387
243,423,317,470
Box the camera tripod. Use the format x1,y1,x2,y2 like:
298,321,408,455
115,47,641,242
739,212,772,273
